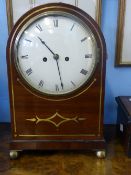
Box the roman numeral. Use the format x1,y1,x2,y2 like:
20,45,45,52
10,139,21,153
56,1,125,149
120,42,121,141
80,69,88,75
55,84,59,91
26,68,32,76
21,55,28,59
70,23,75,31
71,81,76,87
54,19,58,27
85,54,92,58
81,37,87,42
25,39,32,43
36,24,43,31
38,80,44,87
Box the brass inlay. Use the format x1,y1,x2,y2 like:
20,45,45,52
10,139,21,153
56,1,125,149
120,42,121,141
12,83,16,133
19,134,96,137
26,112,87,128
98,25,104,135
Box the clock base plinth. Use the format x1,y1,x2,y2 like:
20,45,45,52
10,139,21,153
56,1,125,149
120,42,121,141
10,139,106,157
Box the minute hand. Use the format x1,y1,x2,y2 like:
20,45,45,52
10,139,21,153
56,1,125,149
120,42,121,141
55,59,64,89
37,36,55,56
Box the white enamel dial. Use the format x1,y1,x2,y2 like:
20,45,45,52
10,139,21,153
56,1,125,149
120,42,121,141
15,13,98,95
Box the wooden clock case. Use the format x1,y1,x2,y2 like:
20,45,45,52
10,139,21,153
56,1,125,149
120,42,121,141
6,3,107,158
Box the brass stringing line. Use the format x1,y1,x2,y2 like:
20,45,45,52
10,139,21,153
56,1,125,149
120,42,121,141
26,112,87,128
18,134,96,137
98,34,104,135
9,42,17,133
26,116,76,128
98,49,104,134
9,5,104,134
11,79,17,133
17,78,96,101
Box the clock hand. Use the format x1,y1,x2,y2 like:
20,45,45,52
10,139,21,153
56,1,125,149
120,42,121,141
37,36,55,56
52,54,64,89
55,58,64,90
37,36,64,89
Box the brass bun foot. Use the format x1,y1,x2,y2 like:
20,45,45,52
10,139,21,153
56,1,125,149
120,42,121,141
9,150,20,159
96,150,106,158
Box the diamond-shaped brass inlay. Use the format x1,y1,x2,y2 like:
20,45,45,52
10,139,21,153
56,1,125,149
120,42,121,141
26,112,87,128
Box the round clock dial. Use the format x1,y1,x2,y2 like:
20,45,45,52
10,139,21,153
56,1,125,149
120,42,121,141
15,12,98,95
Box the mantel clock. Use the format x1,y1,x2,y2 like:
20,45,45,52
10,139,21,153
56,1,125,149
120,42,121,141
6,3,107,158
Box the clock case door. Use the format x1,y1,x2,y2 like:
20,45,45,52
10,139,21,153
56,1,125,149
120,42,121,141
7,3,106,151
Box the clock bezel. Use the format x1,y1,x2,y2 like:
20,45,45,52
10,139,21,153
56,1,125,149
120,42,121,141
7,3,106,101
